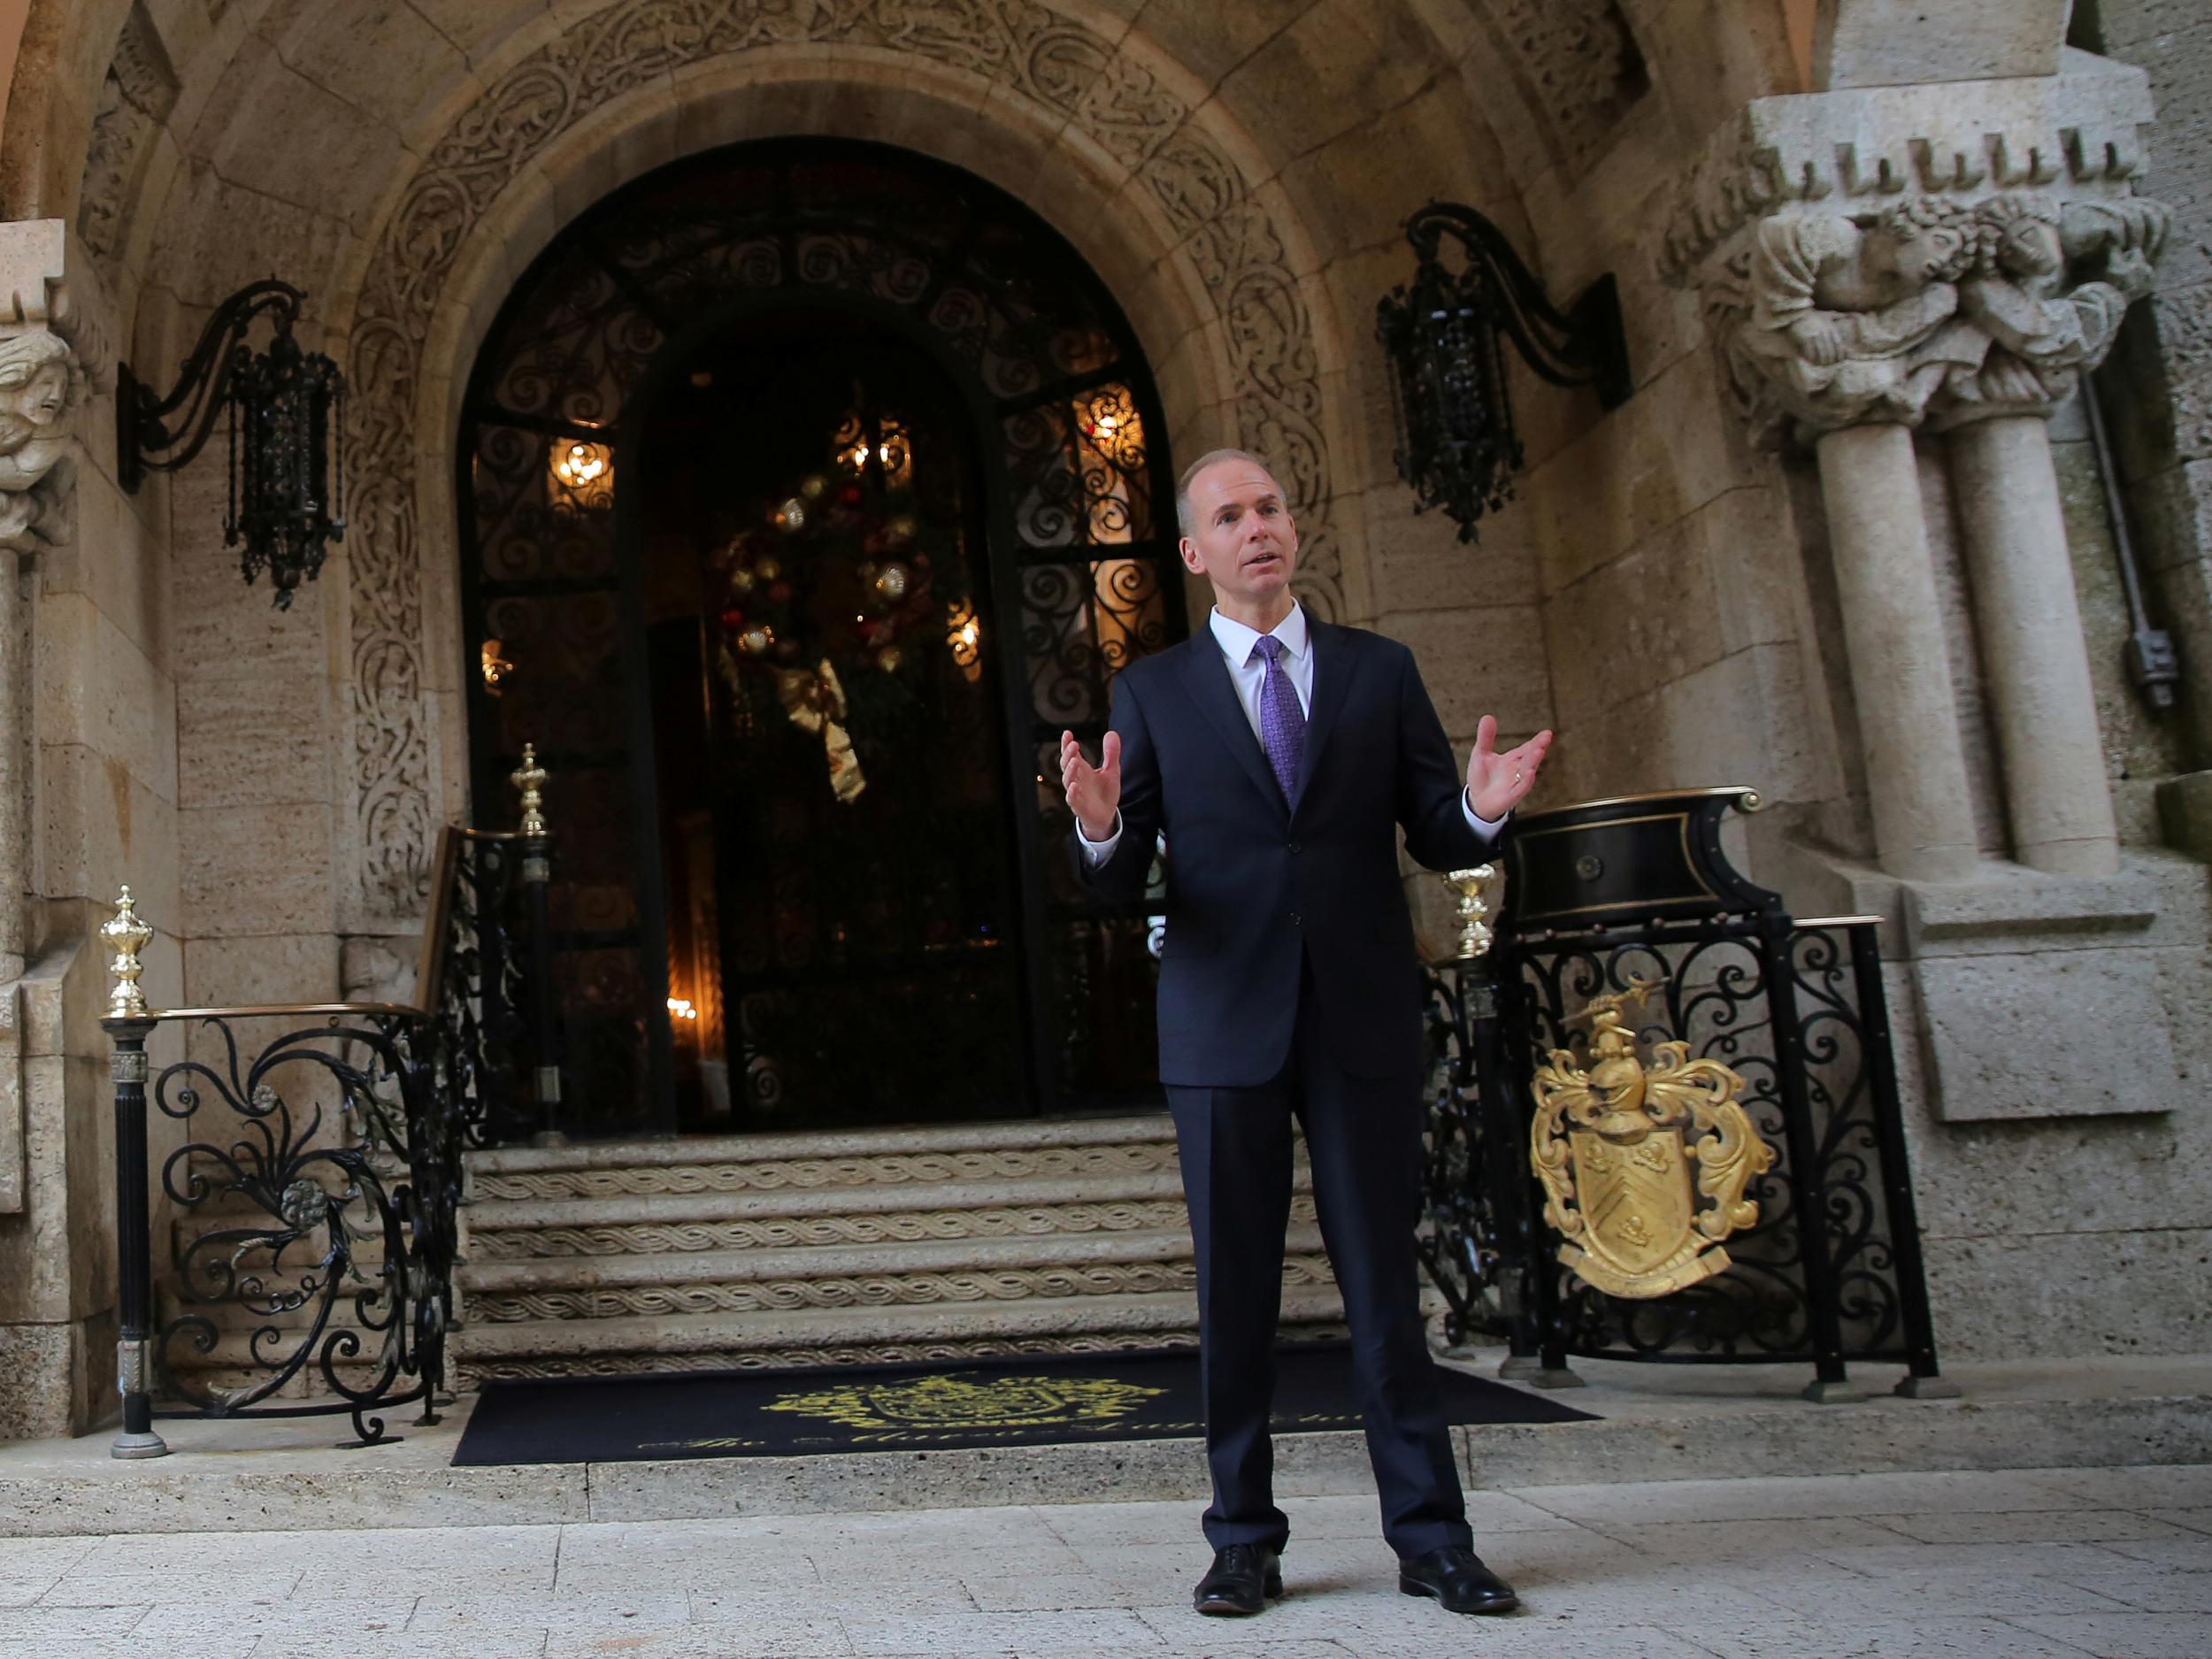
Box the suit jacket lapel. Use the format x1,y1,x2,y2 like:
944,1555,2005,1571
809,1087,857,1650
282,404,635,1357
1179,635,1286,817
1293,619,1358,816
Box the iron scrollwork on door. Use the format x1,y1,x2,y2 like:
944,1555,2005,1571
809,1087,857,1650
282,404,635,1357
458,138,1186,1131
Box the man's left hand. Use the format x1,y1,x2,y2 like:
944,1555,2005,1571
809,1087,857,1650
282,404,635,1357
1466,715,1553,821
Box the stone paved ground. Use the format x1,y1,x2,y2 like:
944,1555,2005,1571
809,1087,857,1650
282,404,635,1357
1,1464,2208,1658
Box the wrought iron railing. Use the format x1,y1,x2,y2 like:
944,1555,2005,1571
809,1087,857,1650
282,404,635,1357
101,750,565,1455
1417,788,1954,1402
104,995,457,1453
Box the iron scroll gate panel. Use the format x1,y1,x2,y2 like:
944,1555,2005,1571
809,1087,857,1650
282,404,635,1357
458,138,1184,1131
104,1007,461,1448
1416,789,1953,1401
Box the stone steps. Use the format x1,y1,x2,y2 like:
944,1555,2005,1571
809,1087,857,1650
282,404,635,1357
152,1113,1346,1393
455,1286,1351,1383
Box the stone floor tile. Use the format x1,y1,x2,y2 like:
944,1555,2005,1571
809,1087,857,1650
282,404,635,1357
2146,1509,2212,1536
1581,1513,1913,1560
0,1606,146,1639
1801,1541,2146,1577
1509,1471,2080,1527
1683,1614,2101,1659
1863,1510,2196,1545
841,1607,1164,1654
2001,1613,2212,1659
2097,1532,2212,1572
409,1588,694,1633
132,1596,416,1640
0,1643,251,1659
2058,1569,2212,1614
550,1615,851,1657
252,1633,548,1659
1750,1571,2139,1622
0,1539,96,1608
554,1549,824,1594
2030,1467,2212,1509
1144,1603,1722,1659
695,1582,982,1618
35,1571,303,1606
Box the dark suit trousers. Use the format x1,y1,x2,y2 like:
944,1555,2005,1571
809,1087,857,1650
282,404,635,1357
1165,963,1471,1559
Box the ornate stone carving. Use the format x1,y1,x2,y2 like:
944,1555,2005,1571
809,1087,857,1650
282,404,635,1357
1478,0,1647,179
1704,189,2170,448
343,0,1340,919
1656,71,2158,288
0,223,88,558
77,4,180,264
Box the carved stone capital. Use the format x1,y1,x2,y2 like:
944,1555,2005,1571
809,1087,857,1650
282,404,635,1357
0,219,96,557
1658,63,2170,449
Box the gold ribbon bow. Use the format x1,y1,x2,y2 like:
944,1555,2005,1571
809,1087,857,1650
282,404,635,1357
776,660,865,803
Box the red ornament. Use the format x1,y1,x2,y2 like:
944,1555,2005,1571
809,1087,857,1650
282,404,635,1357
719,606,746,630
912,553,931,570
840,483,864,505
767,580,792,603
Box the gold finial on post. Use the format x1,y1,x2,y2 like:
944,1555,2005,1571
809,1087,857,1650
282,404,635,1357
511,742,549,837
101,886,154,1018
1442,864,1496,959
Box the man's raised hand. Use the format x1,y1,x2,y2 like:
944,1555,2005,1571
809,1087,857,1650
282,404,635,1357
1061,729,1122,841
1466,714,1553,822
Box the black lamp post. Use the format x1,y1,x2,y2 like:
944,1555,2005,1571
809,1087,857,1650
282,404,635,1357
118,279,345,609
1377,204,1632,541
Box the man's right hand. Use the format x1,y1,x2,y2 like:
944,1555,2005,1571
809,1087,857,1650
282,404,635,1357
1060,728,1121,841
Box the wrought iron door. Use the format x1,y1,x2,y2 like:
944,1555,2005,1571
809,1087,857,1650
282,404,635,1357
457,140,1184,1135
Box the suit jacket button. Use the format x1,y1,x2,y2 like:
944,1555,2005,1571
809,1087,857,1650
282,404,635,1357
1289,911,1302,927
1287,841,1302,854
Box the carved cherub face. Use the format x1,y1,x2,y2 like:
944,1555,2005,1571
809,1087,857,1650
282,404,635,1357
0,335,76,447
1877,220,1968,286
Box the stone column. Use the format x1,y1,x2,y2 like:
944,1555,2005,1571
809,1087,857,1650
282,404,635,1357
1814,423,1981,880
1947,413,2121,875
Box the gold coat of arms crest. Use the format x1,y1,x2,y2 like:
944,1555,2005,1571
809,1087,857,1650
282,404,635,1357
1529,979,1775,1299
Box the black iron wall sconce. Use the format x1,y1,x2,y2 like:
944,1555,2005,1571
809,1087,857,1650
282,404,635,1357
1377,203,1632,541
118,279,345,609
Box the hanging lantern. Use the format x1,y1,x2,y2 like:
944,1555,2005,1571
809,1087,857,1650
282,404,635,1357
1376,204,1631,542
117,279,346,609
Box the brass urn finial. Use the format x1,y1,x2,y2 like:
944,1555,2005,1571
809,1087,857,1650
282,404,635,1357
511,742,548,837
1443,864,1496,959
101,886,154,1018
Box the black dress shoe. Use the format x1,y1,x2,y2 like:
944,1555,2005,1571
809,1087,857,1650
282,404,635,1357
1193,1543,1283,1616
1399,1545,1519,1614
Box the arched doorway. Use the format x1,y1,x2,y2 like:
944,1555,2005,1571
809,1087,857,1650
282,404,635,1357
458,140,1185,1137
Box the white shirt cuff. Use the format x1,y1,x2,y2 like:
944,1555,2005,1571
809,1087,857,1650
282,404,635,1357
1078,810,1124,865
1463,791,1506,841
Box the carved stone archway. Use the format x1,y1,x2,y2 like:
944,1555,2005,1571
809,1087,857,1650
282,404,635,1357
326,5,1350,932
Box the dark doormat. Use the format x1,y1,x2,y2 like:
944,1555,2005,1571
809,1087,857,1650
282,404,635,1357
450,1342,1596,1465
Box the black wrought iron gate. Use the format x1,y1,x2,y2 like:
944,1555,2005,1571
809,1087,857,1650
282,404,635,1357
457,139,1186,1135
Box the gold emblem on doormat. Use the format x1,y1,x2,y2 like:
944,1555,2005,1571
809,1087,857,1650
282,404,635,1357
766,1372,1167,1432
1530,978,1773,1299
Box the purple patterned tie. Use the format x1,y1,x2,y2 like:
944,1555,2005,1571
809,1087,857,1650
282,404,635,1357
1251,634,1307,804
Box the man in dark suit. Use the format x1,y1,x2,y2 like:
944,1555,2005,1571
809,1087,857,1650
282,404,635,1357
1059,449,1551,1618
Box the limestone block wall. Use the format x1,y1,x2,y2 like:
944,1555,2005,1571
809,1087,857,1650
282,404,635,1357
2080,0,2212,780
0,223,186,1440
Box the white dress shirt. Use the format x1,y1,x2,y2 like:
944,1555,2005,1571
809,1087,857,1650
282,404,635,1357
1077,603,1505,862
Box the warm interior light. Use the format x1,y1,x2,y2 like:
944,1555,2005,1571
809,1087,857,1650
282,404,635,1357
667,997,698,1021
554,442,609,487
